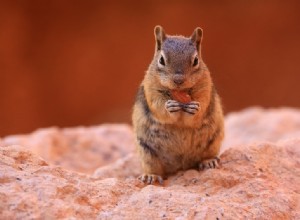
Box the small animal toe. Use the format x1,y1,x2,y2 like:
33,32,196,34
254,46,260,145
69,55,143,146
182,101,201,114
165,100,182,113
138,174,164,185
198,157,220,170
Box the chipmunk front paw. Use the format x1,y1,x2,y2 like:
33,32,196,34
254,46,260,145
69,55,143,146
198,157,220,170
182,101,200,115
165,100,182,113
138,174,164,185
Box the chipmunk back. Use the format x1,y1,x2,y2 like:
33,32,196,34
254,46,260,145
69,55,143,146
132,26,224,184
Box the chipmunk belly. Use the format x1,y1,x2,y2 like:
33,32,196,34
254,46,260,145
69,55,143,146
156,125,207,174
177,112,203,128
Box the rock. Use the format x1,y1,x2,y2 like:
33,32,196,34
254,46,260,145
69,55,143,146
102,140,300,219
0,107,300,219
222,107,300,152
93,153,141,179
1,124,134,174
0,145,140,219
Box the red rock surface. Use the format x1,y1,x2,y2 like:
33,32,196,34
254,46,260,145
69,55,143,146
222,107,300,152
0,108,300,219
1,125,134,174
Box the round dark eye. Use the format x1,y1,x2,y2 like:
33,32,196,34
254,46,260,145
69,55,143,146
193,57,199,66
159,56,165,66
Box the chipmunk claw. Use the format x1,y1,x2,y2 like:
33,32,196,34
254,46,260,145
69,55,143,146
138,174,164,185
165,100,182,113
182,101,200,115
199,157,220,170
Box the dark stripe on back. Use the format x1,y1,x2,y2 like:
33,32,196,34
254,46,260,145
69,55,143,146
136,85,151,117
138,137,158,157
157,89,171,99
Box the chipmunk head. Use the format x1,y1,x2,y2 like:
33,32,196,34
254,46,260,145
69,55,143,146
150,25,204,91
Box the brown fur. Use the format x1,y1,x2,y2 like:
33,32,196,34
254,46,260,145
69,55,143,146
132,26,224,184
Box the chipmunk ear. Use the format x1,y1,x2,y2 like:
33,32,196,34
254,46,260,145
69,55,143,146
154,25,166,50
191,27,203,51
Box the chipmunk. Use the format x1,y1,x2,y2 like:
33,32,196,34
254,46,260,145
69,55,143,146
132,26,224,184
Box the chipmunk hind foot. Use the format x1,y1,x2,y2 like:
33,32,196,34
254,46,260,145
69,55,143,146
198,157,220,170
138,174,164,185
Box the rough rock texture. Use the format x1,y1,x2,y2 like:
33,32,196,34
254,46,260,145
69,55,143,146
0,107,300,219
222,107,300,151
1,125,134,174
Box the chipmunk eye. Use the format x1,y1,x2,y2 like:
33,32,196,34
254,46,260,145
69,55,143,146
193,57,199,67
159,56,165,66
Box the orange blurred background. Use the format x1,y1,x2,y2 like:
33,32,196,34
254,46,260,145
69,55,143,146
1,0,300,136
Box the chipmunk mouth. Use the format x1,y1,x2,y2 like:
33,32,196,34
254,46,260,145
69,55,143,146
171,86,193,94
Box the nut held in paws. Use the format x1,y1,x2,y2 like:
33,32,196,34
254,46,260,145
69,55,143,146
171,90,192,103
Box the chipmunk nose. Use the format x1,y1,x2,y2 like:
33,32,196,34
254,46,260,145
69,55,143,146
173,77,184,85
173,71,184,85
